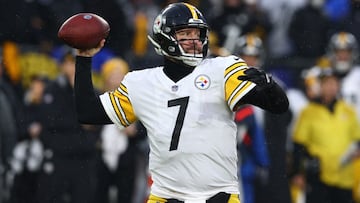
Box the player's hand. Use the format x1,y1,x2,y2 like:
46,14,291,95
238,67,273,87
76,39,105,57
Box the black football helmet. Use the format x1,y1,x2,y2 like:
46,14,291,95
233,34,265,66
327,31,359,75
234,34,263,56
148,3,209,67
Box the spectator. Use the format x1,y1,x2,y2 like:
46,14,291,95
0,55,22,203
35,52,101,203
288,0,332,58
259,0,306,58
94,57,146,203
286,65,322,203
9,76,47,203
209,0,272,56
291,68,360,203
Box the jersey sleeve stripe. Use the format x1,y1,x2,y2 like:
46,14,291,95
119,83,128,94
227,80,249,102
112,90,137,124
109,93,129,126
224,67,248,101
224,62,256,111
224,62,247,76
99,93,125,130
228,81,256,110
224,67,246,83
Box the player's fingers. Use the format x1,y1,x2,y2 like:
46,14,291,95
244,67,262,76
99,39,106,48
237,75,250,81
76,42,104,57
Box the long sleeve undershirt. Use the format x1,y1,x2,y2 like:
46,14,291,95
75,56,112,124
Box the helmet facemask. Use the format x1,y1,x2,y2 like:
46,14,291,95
172,25,209,67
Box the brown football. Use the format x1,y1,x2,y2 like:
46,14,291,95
58,13,110,49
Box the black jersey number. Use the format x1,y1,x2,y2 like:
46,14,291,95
167,96,189,151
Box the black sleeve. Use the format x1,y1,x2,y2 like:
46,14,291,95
239,81,289,114
74,56,112,124
290,143,308,177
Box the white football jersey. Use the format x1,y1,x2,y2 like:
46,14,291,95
99,55,256,200
341,66,360,121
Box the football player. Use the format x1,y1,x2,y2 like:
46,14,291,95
327,31,360,120
233,34,265,68
73,3,289,203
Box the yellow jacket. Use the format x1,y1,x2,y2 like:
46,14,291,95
293,100,360,189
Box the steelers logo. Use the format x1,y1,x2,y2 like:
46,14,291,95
194,75,211,90
153,15,162,33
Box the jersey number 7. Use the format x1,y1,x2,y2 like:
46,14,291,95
168,96,189,151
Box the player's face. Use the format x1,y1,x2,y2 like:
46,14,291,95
175,28,203,54
334,49,352,62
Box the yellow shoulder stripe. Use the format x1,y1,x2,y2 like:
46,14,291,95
224,62,255,109
228,81,253,107
107,83,136,127
109,93,128,126
119,83,128,94
225,62,247,77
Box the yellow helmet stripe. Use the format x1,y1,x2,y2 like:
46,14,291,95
183,3,198,20
338,32,347,46
247,35,255,46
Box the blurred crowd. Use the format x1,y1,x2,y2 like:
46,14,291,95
1,0,360,203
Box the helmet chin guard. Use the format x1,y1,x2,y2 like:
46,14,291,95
148,3,209,67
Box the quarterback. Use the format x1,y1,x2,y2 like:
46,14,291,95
73,3,289,203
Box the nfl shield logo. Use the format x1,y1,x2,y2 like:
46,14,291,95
171,85,178,92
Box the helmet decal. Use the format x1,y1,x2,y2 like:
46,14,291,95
153,15,162,34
